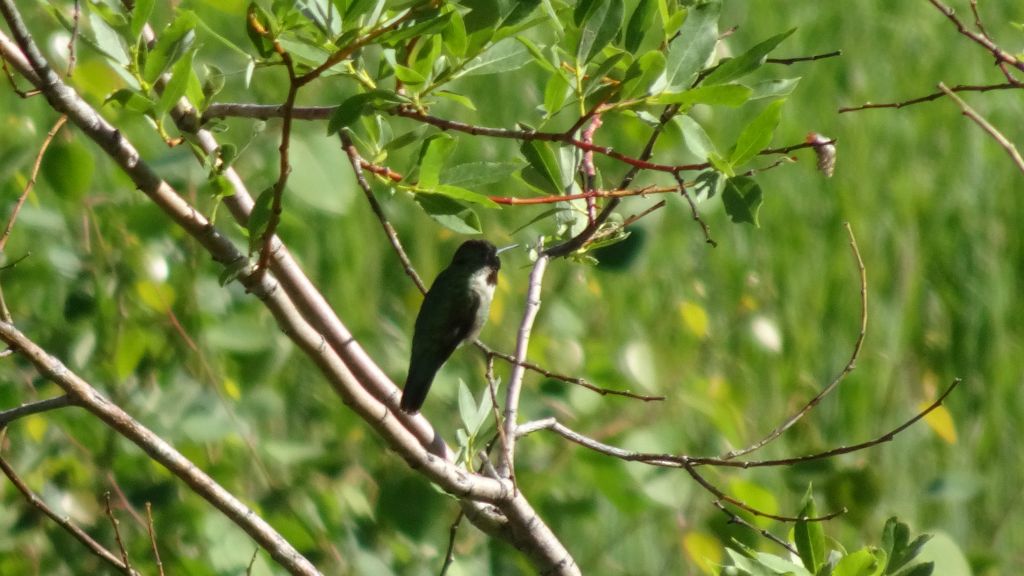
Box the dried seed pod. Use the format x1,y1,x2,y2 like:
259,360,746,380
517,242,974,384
806,132,836,178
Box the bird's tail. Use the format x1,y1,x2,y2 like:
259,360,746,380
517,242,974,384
400,367,436,414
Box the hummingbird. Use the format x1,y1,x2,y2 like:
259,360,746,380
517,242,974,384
400,240,510,414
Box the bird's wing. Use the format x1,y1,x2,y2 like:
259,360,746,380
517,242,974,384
401,270,481,412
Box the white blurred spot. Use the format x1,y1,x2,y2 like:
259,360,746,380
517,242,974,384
750,316,782,354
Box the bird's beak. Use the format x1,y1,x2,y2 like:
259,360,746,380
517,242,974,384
496,243,519,255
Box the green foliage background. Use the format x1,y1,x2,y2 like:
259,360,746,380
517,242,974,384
0,0,1021,574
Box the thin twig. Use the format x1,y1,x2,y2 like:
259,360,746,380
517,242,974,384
479,342,664,401
0,395,72,427
339,133,426,293
938,82,1024,175
713,501,798,556
838,82,1019,113
928,0,1024,72
484,355,516,494
766,50,842,65
673,171,716,247
0,114,68,253
721,222,867,460
105,491,134,572
145,502,165,576
0,454,138,574
439,511,464,576
251,11,299,278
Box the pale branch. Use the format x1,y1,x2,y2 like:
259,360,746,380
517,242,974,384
339,132,426,294
498,250,550,478
0,395,72,427
0,452,139,575
928,0,1024,73
716,379,960,468
0,320,319,576
3,12,577,573
721,222,867,460
838,82,1019,113
938,82,1024,175
0,9,514,570
517,418,842,523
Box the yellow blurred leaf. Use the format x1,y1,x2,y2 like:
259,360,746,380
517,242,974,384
135,280,176,313
680,300,709,339
682,530,722,575
920,402,957,444
223,378,241,400
25,414,47,442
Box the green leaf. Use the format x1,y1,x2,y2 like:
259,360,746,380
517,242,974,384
144,11,198,82
729,98,785,166
517,35,557,73
664,1,720,90
156,47,197,117
394,64,426,87
625,0,656,53
520,140,563,195
834,548,886,576
247,187,275,253
747,77,801,100
794,487,826,573
129,0,155,41
436,90,477,110
327,90,408,135
576,0,624,64
675,115,716,160
432,185,499,208
88,10,129,66
442,161,522,189
415,194,482,233
692,170,723,202
379,11,451,46
417,134,455,188
458,380,477,435
650,83,752,107
443,8,468,57
105,89,156,114
882,517,934,574
461,37,531,76
543,71,571,117
703,28,795,85
722,176,763,227
620,50,666,99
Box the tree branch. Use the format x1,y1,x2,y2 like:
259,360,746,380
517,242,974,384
0,451,139,575
937,82,1024,175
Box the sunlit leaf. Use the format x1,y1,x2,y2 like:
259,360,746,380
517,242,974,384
703,28,796,85
664,1,719,91
679,300,709,338
730,99,785,167
682,530,722,576
794,486,826,573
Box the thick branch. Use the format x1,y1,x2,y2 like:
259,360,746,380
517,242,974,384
0,321,316,575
